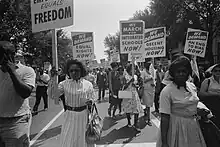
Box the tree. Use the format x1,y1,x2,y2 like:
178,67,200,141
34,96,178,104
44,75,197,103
103,32,120,60
150,0,220,64
0,0,73,68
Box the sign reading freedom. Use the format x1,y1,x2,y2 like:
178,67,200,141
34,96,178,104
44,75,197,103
184,28,208,58
120,20,145,54
31,0,74,32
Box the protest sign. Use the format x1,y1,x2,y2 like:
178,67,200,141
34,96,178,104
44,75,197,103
100,59,105,64
72,32,94,61
184,28,208,57
110,52,120,62
128,53,145,62
31,0,74,32
144,27,166,58
120,20,145,54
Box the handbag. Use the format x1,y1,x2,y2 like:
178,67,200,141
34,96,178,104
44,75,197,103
85,104,103,144
118,90,133,99
137,86,144,99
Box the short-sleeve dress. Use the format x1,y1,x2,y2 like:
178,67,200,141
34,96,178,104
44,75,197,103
58,78,96,147
156,82,206,147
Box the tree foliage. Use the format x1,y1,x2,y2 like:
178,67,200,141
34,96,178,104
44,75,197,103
0,0,73,68
104,0,220,64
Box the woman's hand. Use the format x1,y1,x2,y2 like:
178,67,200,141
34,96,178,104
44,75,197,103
85,100,93,105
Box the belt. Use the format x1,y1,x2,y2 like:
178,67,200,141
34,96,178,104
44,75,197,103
65,105,87,112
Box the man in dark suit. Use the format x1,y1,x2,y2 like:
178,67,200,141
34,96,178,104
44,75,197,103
96,67,107,102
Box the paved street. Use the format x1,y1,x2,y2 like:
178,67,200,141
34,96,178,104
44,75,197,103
29,90,160,147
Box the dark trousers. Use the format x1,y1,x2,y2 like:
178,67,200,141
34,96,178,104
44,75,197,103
33,86,48,111
154,92,160,112
108,90,122,116
98,86,105,100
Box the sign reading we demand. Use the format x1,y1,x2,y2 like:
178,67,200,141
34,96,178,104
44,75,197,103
184,28,208,57
31,0,74,32
144,27,166,58
72,32,94,61
120,20,145,54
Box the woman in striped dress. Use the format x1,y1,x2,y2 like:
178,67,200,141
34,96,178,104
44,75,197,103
57,59,96,147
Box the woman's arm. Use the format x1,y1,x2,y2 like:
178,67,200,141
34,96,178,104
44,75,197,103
161,113,170,144
159,87,171,146
199,78,218,97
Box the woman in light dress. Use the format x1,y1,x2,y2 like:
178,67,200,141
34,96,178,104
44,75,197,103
57,59,96,147
122,64,144,132
199,63,220,128
157,56,206,147
141,62,155,126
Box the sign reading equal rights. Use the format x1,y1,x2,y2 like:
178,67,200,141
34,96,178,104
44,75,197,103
72,32,94,61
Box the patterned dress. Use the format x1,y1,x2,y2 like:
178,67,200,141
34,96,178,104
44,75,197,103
121,74,144,114
58,78,96,147
156,82,206,147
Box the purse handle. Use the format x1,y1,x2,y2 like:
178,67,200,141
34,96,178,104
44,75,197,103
91,103,99,115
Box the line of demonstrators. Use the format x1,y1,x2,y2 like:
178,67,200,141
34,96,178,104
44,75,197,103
0,37,220,147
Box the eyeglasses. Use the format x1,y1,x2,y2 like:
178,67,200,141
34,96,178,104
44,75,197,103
69,69,81,73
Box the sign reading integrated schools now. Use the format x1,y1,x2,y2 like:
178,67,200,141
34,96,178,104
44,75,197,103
144,27,166,58
184,28,208,57
31,0,74,32
120,20,145,54
72,32,94,61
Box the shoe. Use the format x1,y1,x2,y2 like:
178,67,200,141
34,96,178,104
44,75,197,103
146,120,152,126
133,124,141,133
44,108,48,111
126,124,132,128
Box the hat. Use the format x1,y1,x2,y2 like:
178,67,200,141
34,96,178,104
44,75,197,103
206,63,220,73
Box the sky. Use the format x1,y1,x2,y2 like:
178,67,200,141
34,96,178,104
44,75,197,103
64,0,150,63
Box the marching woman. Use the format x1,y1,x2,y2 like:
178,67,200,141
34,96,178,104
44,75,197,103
156,56,206,147
57,59,96,147
141,61,155,126
122,64,143,132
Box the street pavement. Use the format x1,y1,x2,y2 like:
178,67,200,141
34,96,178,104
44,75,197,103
29,90,160,147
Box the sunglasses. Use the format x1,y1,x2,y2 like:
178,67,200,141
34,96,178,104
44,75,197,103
69,69,81,73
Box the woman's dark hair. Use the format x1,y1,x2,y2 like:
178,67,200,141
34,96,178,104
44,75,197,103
65,58,87,78
144,62,151,70
110,62,118,68
118,66,124,71
126,64,132,73
169,56,192,79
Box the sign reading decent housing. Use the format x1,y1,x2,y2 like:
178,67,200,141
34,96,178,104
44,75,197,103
120,20,145,54
72,32,94,61
144,27,166,58
184,28,208,57
31,0,74,32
